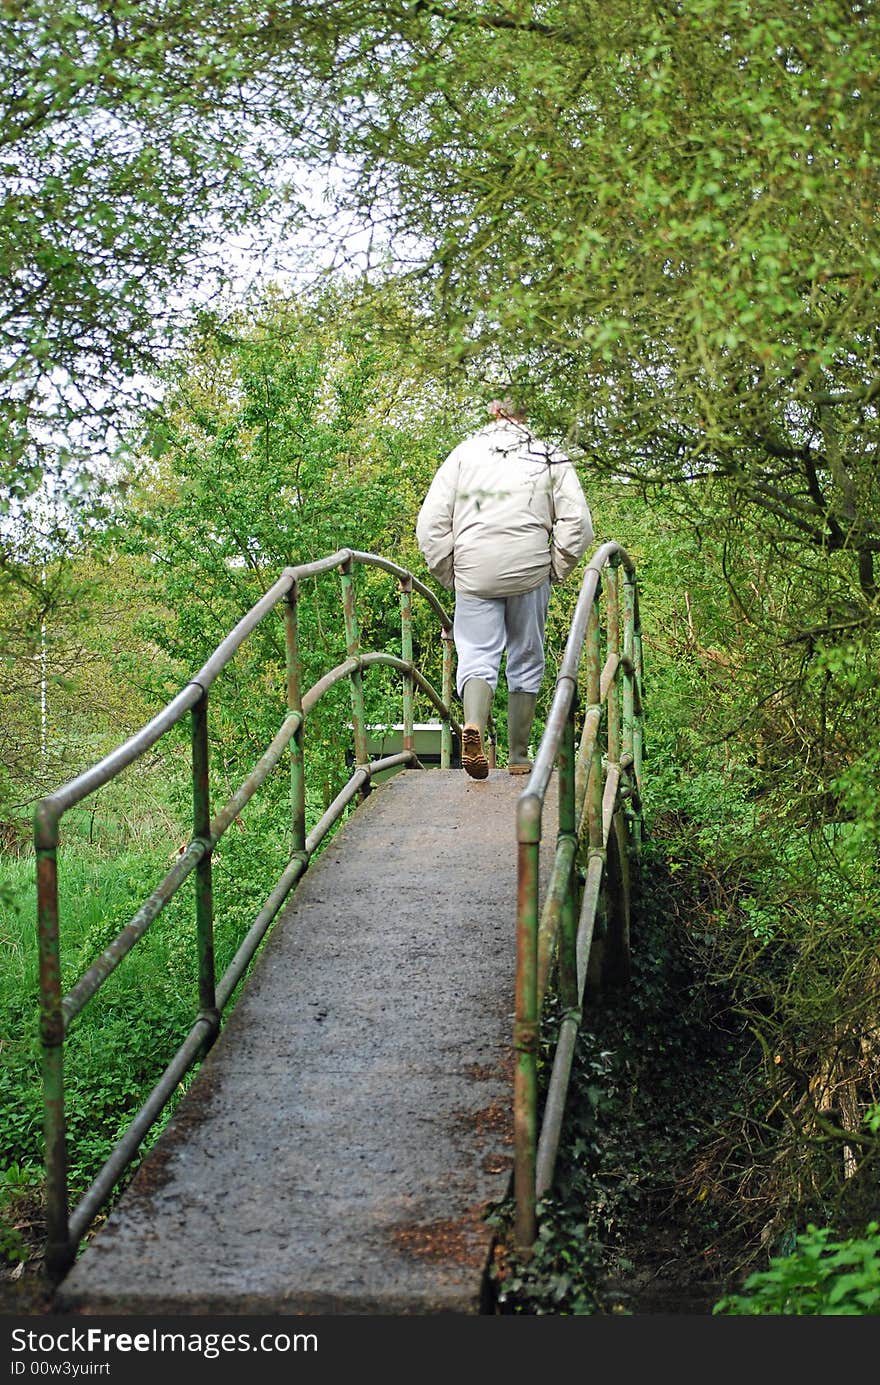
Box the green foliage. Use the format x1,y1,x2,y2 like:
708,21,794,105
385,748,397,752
492,857,756,1314
4,0,878,1302
0,1163,38,1264
261,1,880,608
714,1223,880,1315
1,0,315,504
0,794,301,1215
108,283,469,809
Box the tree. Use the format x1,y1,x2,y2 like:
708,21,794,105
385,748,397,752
0,0,340,514
6,0,878,591
111,281,468,805
267,2,880,608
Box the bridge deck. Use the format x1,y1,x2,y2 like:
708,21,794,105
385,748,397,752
55,768,557,1315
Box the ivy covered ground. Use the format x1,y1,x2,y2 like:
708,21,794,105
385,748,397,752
490,827,880,1317
489,842,757,1315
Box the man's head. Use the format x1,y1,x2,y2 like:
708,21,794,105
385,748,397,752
487,395,528,424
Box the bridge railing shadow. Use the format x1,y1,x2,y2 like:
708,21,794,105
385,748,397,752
33,547,464,1278
513,540,645,1249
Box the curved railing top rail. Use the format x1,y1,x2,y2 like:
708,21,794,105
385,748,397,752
35,549,454,831
512,538,644,1250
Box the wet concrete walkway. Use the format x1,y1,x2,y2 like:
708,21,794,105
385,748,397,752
56,768,556,1316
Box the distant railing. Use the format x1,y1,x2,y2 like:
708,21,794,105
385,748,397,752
34,548,468,1278
513,541,644,1248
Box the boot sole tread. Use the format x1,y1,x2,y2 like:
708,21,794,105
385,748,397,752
461,724,489,780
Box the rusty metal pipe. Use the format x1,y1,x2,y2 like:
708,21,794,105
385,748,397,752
340,558,370,775
605,564,622,767
599,651,621,702
536,834,578,1006
36,818,69,1278
285,586,306,858
192,696,216,1025
440,628,454,768
556,706,578,1011
575,706,602,831
526,674,577,803
535,1010,580,1199
513,838,540,1251
602,762,621,846
399,577,415,754
35,551,451,825
577,853,606,999
513,543,641,1246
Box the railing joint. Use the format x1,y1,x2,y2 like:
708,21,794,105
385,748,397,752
513,1019,540,1053
196,1006,221,1034
33,798,61,849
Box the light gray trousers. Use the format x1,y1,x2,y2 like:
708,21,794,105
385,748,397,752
453,582,551,697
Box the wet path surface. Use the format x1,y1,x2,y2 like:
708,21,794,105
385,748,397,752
56,769,556,1315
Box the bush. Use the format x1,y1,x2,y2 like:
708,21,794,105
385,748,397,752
714,1223,880,1315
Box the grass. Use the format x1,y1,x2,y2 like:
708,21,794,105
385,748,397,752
0,790,305,1265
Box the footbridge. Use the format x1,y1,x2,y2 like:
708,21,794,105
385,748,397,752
34,544,644,1314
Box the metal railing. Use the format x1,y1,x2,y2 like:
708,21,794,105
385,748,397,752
513,541,644,1248
33,548,465,1278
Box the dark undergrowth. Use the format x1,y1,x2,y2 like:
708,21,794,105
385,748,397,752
489,847,763,1315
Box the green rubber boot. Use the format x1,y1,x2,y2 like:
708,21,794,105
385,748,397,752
507,691,537,775
461,677,494,780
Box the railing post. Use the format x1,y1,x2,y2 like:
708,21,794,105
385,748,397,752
35,803,71,1279
441,625,454,769
557,694,579,1011
340,556,370,788
399,576,415,755
192,694,217,1031
633,592,645,852
622,567,643,855
585,601,604,852
621,567,635,768
514,792,542,1252
634,623,644,797
605,560,621,769
285,582,306,855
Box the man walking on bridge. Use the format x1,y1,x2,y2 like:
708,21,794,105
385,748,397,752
416,396,593,779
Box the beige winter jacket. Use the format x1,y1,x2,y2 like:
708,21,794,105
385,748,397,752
416,420,594,598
